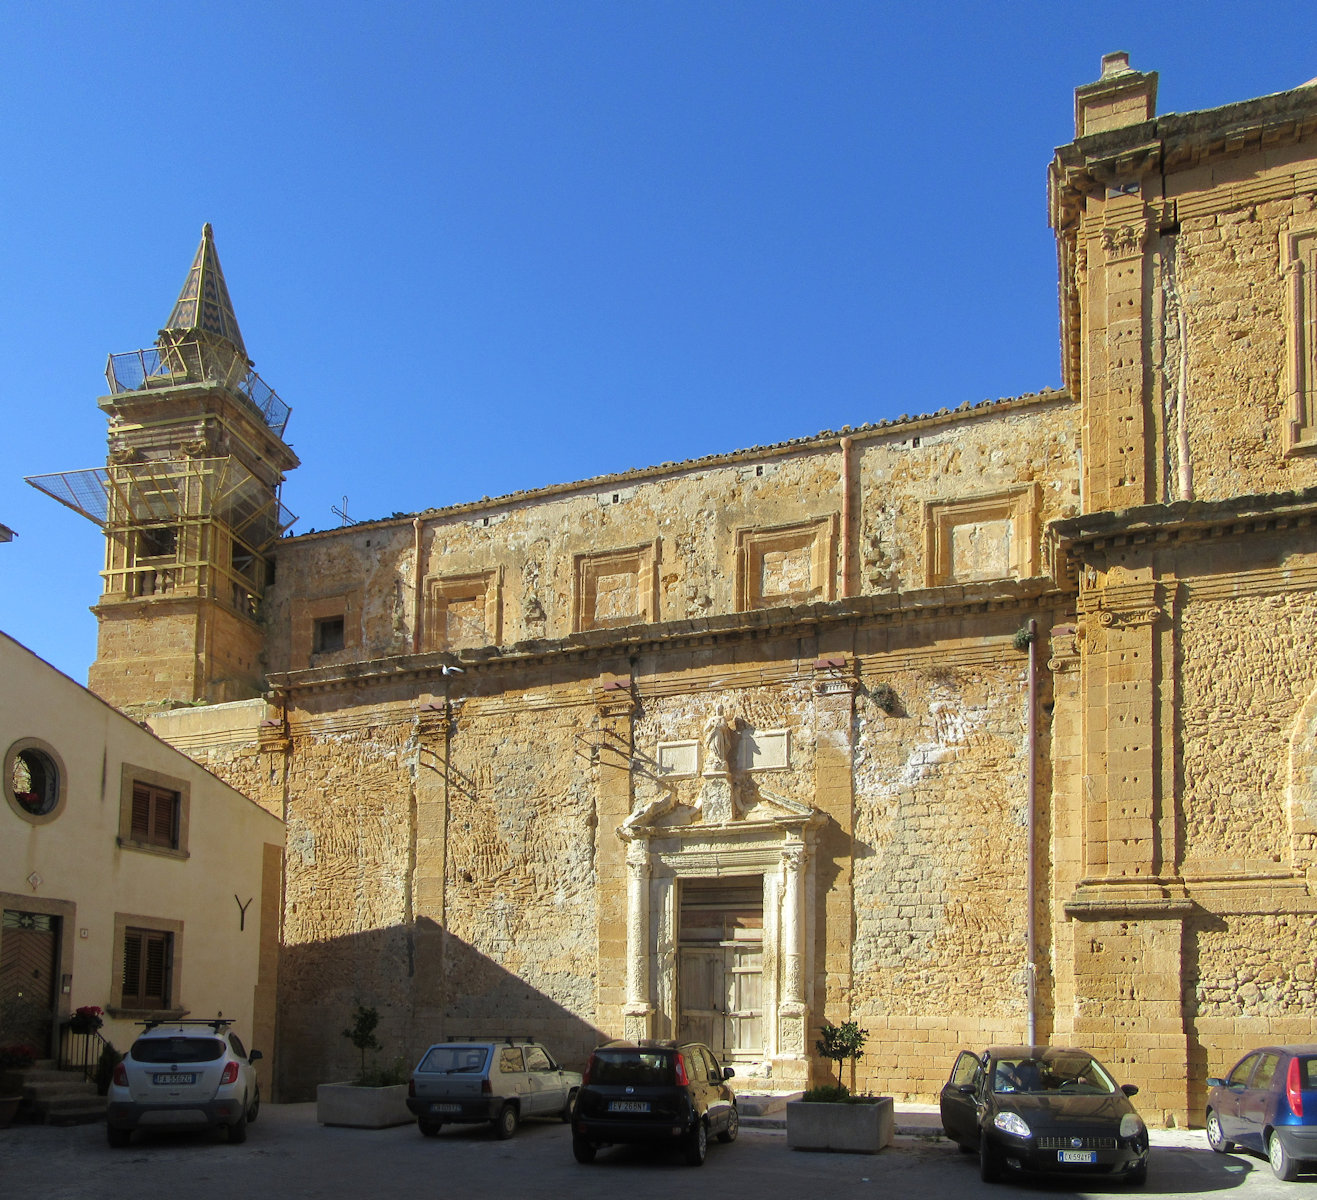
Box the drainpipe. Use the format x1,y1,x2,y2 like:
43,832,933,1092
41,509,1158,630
839,437,853,599
1026,617,1038,1045
412,517,424,653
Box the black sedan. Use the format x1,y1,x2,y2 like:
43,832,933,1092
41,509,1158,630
940,1045,1150,1185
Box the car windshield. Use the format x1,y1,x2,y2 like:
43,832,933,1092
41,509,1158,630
991,1053,1116,1096
418,1046,490,1074
589,1049,674,1086
131,1036,226,1064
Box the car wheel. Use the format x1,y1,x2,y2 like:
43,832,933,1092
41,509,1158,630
1126,1160,1148,1186
562,1088,578,1123
573,1135,596,1163
107,1126,131,1149
979,1133,1001,1183
1205,1109,1234,1153
717,1103,739,1144
493,1103,518,1140
228,1112,248,1144
247,1086,260,1124
1270,1131,1300,1181
684,1120,708,1166
418,1118,442,1137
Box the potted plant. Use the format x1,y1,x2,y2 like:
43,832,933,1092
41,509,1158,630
787,1021,894,1154
316,1005,412,1129
67,1005,104,1035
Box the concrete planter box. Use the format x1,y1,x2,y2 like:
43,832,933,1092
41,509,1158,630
786,1096,894,1154
316,1082,412,1128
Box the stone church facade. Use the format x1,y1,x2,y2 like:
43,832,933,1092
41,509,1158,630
30,56,1317,1124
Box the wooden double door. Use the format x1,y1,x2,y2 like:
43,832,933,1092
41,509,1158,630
676,878,763,1062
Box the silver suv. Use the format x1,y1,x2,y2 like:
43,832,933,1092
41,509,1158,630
407,1038,581,1139
105,1017,262,1147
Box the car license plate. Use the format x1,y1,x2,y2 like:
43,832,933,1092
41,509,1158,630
432,1103,461,1113
608,1100,650,1113
1058,1150,1096,1164
152,1073,196,1085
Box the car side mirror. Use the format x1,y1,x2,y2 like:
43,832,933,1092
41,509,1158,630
249,1049,263,1063
1206,1078,1225,1089
723,1066,735,1080
1120,1084,1138,1097
957,1083,976,1095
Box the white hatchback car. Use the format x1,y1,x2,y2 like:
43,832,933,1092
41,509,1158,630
105,1017,262,1146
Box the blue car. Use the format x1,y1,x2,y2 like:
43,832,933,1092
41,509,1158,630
1206,1045,1317,1180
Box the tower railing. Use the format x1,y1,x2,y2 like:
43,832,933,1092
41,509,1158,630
105,346,291,438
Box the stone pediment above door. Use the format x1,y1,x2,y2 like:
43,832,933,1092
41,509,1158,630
617,783,819,844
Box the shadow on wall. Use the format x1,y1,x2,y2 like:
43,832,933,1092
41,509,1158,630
276,917,603,1101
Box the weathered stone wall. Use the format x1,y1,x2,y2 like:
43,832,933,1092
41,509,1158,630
1179,589,1317,873
261,394,1078,674
851,653,1034,1097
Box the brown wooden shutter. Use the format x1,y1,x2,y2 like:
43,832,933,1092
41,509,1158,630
142,933,168,1009
122,927,171,1009
122,929,143,1006
130,783,179,848
131,786,152,839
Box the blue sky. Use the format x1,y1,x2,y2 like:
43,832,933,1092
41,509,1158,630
2,0,1314,682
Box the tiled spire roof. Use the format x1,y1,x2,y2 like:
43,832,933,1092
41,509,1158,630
162,223,247,357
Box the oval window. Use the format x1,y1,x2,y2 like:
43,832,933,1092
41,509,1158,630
4,740,66,824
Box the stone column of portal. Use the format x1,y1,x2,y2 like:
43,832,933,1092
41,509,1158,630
623,836,653,1041
778,839,808,1060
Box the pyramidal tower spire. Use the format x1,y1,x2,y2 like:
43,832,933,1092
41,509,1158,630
163,222,248,356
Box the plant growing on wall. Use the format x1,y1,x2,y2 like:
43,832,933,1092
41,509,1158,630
342,1004,381,1084
816,1020,868,1096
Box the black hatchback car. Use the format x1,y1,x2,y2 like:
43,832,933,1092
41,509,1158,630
940,1045,1149,1185
571,1040,738,1166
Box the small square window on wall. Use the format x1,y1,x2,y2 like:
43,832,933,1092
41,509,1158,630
314,615,345,654
118,765,190,859
131,783,179,848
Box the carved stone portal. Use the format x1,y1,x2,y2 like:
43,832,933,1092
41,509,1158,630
618,785,819,1084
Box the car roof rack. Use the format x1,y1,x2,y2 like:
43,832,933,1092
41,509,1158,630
441,1035,535,1044
138,1016,234,1033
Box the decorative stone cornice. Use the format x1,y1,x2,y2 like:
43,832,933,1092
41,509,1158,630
1064,877,1194,920
265,577,1063,698
1049,83,1317,233
1051,487,1317,567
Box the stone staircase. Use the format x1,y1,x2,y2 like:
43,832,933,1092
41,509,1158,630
4,1060,105,1125
733,1090,801,1130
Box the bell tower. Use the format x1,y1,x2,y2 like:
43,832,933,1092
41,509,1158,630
28,225,298,712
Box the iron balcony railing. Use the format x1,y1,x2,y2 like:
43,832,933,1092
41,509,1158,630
106,346,291,438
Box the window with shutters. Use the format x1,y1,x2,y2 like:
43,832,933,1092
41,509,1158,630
121,928,172,1008
110,913,184,1017
132,783,178,848
117,765,190,859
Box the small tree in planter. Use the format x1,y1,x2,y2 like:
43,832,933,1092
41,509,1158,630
815,1020,868,1097
788,1020,892,1153
342,1004,381,1084
318,1004,411,1129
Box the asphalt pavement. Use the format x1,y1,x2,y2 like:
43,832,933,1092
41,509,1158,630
0,1103,1305,1200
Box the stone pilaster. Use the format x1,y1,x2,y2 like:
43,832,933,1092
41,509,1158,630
595,675,637,1038
811,658,855,1053
1081,201,1154,512
412,702,452,1033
